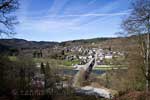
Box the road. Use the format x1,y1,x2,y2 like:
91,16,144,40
72,50,98,86
72,50,118,99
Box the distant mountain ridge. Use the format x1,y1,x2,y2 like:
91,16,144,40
0,38,59,49
0,36,140,56
0,37,113,49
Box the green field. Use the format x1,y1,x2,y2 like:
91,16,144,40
8,56,127,70
8,56,17,61
94,65,127,70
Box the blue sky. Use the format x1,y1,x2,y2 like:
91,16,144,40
14,0,131,42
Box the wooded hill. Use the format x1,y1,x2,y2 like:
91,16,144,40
0,35,139,54
0,38,59,49
0,38,112,49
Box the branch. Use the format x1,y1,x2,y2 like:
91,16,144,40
0,0,13,10
128,15,150,23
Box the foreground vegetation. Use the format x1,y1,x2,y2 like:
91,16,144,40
0,0,150,100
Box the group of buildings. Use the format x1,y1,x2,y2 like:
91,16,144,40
58,46,124,66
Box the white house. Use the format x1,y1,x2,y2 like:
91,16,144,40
105,55,113,59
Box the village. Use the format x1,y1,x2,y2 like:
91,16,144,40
0,0,149,99
50,45,125,68
27,45,126,98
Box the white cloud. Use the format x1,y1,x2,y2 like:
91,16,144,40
69,0,127,25
87,0,97,5
15,0,131,41
17,9,130,36
48,0,70,15
59,12,129,17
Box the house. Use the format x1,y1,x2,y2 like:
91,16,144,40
88,55,93,59
105,54,113,59
65,55,77,61
97,60,104,65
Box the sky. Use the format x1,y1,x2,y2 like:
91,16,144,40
14,0,131,42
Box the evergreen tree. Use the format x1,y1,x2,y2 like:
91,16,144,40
40,62,45,74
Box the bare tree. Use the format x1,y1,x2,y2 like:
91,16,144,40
122,0,150,92
0,0,19,36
